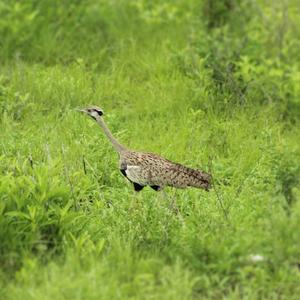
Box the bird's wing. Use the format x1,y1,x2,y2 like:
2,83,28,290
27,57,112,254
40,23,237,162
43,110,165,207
163,163,211,190
140,156,211,190
120,151,211,190
124,165,149,185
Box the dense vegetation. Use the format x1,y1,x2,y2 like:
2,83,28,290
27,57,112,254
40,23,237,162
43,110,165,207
1,0,300,299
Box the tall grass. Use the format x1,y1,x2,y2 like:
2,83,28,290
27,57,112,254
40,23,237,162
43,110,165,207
1,0,300,299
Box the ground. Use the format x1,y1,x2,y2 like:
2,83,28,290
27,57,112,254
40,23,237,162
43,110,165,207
0,1,300,299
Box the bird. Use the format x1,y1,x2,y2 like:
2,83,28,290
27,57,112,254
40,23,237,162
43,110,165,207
78,106,212,192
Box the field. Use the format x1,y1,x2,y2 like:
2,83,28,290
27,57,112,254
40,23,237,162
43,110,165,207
1,1,300,299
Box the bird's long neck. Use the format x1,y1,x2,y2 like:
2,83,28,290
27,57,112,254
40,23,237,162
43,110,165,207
96,117,127,154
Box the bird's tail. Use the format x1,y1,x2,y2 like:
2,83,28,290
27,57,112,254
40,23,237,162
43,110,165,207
186,168,212,191
193,170,212,191
167,163,212,190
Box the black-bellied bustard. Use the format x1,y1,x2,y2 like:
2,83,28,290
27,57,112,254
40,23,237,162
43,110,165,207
78,106,211,192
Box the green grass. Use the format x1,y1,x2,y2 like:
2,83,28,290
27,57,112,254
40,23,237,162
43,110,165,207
1,0,300,299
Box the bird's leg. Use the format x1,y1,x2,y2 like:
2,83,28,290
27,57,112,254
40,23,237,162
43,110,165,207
157,189,180,215
129,190,143,212
157,188,171,205
169,189,180,214
129,193,137,212
160,189,168,200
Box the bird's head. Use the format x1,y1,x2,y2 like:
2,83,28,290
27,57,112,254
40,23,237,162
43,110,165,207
77,106,104,120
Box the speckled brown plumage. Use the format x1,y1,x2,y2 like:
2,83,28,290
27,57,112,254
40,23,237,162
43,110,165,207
120,151,211,191
79,106,212,192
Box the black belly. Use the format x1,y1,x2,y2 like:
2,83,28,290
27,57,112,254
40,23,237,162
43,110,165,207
120,169,127,177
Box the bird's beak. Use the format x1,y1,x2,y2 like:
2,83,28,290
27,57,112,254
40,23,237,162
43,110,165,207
76,108,88,114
